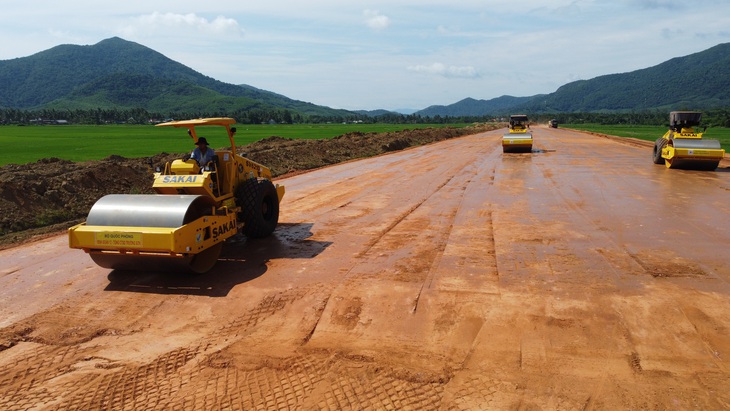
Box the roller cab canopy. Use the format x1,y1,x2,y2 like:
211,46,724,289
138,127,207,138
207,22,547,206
670,111,702,130
156,117,238,151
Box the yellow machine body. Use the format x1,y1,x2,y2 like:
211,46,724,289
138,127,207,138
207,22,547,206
68,117,285,273
653,111,724,170
69,198,238,255
503,114,533,153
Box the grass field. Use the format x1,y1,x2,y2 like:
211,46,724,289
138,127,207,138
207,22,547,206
563,124,730,152
0,123,468,166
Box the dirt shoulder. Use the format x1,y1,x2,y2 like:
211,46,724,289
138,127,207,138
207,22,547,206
0,124,502,249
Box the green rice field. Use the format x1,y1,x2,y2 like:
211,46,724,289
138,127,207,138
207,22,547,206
563,124,730,152
0,123,468,166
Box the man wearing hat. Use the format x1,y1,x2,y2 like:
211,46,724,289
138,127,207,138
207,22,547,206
191,137,216,167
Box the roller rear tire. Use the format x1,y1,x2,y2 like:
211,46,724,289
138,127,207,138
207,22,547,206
236,178,280,238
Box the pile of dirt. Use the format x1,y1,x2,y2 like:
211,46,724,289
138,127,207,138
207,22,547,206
0,123,501,248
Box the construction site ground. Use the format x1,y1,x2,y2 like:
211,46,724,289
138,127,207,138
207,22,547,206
1,125,730,409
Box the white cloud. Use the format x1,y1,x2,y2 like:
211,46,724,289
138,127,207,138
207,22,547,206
119,12,243,38
363,10,391,30
407,63,479,79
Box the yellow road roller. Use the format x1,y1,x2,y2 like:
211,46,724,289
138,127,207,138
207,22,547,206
68,118,285,273
653,111,725,170
502,114,533,153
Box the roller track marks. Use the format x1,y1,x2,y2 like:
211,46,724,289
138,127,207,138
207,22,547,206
312,362,446,410
0,287,318,410
0,344,82,411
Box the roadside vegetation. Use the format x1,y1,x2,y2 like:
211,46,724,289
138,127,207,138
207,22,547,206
533,108,730,127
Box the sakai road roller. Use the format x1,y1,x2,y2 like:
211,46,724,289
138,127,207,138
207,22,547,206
68,118,285,273
503,114,533,153
653,111,725,170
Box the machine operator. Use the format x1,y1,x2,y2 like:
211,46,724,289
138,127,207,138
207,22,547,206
191,137,216,167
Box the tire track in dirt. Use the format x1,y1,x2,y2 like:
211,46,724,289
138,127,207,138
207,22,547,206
0,288,323,410
355,172,458,261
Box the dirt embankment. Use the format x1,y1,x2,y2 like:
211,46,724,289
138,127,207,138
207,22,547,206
0,124,501,248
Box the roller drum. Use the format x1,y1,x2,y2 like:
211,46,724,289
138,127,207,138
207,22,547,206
666,138,723,170
503,133,532,139
502,132,533,153
89,243,223,274
86,194,214,228
665,158,720,170
85,194,222,274
671,139,721,150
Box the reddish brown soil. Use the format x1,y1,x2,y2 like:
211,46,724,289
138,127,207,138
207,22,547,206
1,125,730,409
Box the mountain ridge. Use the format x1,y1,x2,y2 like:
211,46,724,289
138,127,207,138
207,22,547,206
0,37,353,118
416,42,730,116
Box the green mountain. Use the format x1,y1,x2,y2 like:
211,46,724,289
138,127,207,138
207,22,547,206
0,37,353,117
417,42,730,116
417,96,538,117
524,42,730,112
354,109,397,117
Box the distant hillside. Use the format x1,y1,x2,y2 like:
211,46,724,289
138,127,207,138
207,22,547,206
419,42,730,117
354,109,398,117
520,42,730,113
0,37,353,117
416,96,538,117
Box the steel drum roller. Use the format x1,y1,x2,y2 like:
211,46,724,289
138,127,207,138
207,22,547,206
666,139,723,170
86,194,213,228
86,194,223,273
672,139,722,150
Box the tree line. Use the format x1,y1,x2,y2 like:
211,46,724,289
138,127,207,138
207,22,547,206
0,107,469,125
532,108,730,128
2,107,730,127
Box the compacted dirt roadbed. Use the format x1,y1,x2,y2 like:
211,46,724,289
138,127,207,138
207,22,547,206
1,126,729,409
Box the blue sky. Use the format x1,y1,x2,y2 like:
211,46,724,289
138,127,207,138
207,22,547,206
2,0,729,111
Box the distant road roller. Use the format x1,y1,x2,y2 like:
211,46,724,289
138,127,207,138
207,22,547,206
502,114,533,153
69,118,285,273
653,111,725,170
